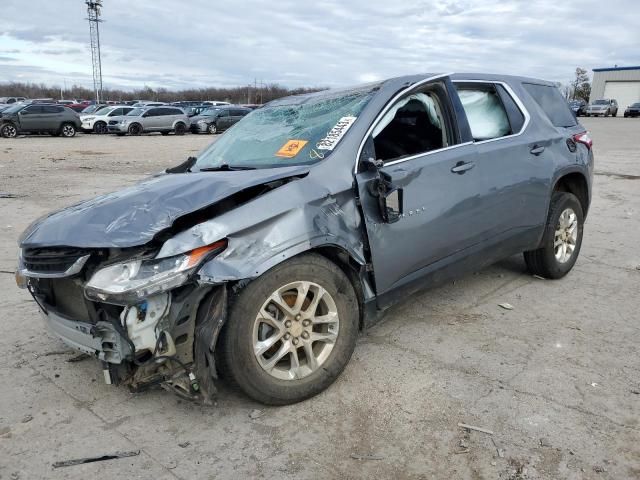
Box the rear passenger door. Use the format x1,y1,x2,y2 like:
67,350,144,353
216,109,231,129
41,105,65,131
452,80,552,247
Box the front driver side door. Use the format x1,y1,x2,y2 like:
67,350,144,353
355,78,488,304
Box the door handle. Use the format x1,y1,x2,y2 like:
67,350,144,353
530,145,545,155
451,161,475,174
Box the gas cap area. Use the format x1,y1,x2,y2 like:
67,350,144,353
122,293,170,353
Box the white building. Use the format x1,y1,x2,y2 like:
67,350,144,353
590,66,640,113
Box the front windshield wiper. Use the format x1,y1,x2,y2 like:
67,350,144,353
198,163,257,172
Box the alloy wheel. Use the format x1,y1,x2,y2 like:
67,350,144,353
253,281,339,381
554,208,578,263
2,124,17,138
61,125,75,137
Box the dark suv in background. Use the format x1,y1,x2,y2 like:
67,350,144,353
0,103,81,138
568,99,586,116
190,105,251,134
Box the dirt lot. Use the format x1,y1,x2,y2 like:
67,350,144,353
0,119,638,479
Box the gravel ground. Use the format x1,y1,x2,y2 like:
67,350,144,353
0,119,638,479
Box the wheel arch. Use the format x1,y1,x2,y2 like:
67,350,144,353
552,171,590,217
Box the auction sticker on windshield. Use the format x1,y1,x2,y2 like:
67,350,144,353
276,139,309,158
316,116,357,151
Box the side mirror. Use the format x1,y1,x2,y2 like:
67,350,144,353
363,158,404,224
376,173,403,224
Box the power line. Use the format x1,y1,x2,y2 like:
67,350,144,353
86,1,104,103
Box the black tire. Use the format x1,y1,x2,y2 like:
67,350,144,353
524,192,584,279
174,122,186,135
219,253,359,405
128,123,143,136
207,123,217,134
93,121,107,134
116,133,126,137
1,123,18,138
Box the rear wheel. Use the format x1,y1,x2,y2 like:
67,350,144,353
174,122,186,135
220,254,359,405
524,192,583,279
1,123,18,138
60,123,76,137
93,121,107,134
128,123,143,135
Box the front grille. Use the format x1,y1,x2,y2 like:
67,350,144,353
23,247,91,275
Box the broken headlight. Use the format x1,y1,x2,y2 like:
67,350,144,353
85,240,226,304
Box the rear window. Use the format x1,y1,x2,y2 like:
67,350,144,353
522,83,577,127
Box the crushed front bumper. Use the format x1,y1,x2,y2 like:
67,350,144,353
42,308,132,363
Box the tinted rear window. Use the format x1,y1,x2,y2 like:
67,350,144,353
522,83,577,127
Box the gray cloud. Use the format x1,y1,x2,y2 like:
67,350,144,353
0,0,637,89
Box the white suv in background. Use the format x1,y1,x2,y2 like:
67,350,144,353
80,105,134,133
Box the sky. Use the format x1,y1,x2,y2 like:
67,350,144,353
0,0,638,91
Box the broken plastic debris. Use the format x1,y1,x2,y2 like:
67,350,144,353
52,450,140,468
498,303,514,310
249,409,264,419
458,422,494,435
350,453,384,460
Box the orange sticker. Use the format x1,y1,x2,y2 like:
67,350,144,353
276,139,308,158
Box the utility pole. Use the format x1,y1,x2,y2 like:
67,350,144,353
86,1,104,104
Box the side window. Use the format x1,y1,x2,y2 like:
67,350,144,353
43,106,63,114
109,108,122,116
522,83,577,127
372,82,453,162
23,105,43,114
217,109,229,118
455,83,513,141
496,85,525,133
168,108,183,116
145,108,161,117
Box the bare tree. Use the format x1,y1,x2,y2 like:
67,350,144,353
0,82,326,104
571,68,591,102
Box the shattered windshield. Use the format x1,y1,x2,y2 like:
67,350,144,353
194,87,375,170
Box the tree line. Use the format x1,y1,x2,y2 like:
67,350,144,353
0,82,326,104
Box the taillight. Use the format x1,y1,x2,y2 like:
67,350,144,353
573,131,592,150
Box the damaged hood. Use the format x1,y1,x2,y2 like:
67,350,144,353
20,165,309,249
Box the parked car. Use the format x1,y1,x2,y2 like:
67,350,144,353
623,102,640,118
80,105,135,133
190,105,251,134
80,104,109,115
202,101,230,107
107,106,189,135
68,101,92,112
0,103,81,138
57,100,76,106
132,102,166,108
15,73,593,405
568,99,586,116
585,98,618,117
184,105,210,117
0,96,27,105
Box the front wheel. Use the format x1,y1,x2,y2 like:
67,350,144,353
524,192,584,279
1,123,18,138
93,121,107,134
219,254,359,405
207,123,217,134
128,123,143,136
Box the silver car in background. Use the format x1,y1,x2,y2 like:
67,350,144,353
107,106,189,135
585,98,618,117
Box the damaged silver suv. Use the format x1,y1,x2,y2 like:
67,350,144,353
17,73,593,405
